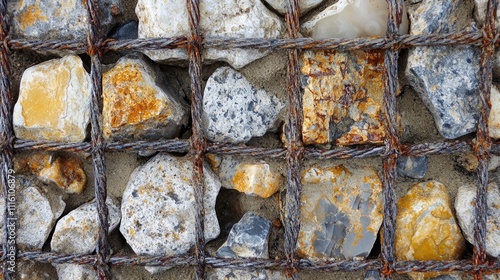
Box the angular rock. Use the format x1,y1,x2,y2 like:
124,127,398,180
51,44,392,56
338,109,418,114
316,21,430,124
216,212,272,258
490,84,500,139
202,67,285,144
406,0,480,139
51,196,121,254
263,0,325,15
54,264,97,280
397,156,428,179
102,54,189,141
109,20,138,40
120,154,221,273
395,181,466,279
455,183,500,258
0,176,65,251
10,0,121,41
300,50,388,145
13,55,91,143
18,261,57,280
136,0,284,69
297,164,383,259
218,156,283,198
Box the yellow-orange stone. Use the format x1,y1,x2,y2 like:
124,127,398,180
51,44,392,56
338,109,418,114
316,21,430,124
13,55,91,142
395,181,465,280
232,163,282,198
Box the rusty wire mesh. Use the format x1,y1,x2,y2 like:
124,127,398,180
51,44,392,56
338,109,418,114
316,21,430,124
1,0,500,279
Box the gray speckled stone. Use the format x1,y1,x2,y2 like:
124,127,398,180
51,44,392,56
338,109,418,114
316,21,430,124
54,264,96,280
364,270,381,280
207,269,286,280
397,156,428,179
216,212,272,259
120,153,221,274
109,20,138,40
406,0,480,139
0,176,65,251
202,67,285,144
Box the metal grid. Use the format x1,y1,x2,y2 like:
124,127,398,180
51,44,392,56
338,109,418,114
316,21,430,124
0,0,499,279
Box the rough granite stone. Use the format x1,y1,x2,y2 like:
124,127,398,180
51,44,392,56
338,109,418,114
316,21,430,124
297,164,383,259
395,181,466,280
202,67,285,144
120,154,221,274
109,20,138,40
455,183,500,258
13,55,91,143
0,176,65,251
54,264,97,280
102,54,189,141
490,84,500,139
406,0,480,139
397,156,428,179
136,0,284,69
365,270,381,280
207,269,286,280
263,0,325,14
51,197,121,254
218,156,283,198
18,261,57,280
216,212,272,259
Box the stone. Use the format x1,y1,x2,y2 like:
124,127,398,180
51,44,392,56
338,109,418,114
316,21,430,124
54,264,97,280
109,20,138,40
0,176,65,251
18,261,57,280
460,152,500,172
301,0,408,39
364,270,381,280
120,153,221,274
13,55,91,143
51,196,121,255
474,0,499,28
136,0,284,69
395,181,466,280
15,152,87,194
297,164,383,259
218,156,283,198
10,0,121,41
207,269,286,280
216,212,272,259
397,156,428,179
490,84,500,139
300,49,389,145
455,183,500,258
406,0,480,139
263,0,325,15
102,54,189,141
202,67,285,144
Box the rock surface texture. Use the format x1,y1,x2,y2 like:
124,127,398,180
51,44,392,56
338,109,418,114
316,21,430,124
136,0,283,69
490,84,500,139
54,265,97,280
455,183,500,258
395,181,466,279
202,67,285,144
397,156,428,179
13,55,91,142
406,0,480,139
0,176,65,251
120,154,221,273
102,55,189,141
263,0,325,14
297,164,383,259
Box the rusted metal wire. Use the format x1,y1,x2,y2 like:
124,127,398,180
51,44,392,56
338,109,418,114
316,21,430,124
0,0,499,279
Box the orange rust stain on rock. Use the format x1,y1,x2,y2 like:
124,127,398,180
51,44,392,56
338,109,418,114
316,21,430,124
232,163,281,198
18,2,49,30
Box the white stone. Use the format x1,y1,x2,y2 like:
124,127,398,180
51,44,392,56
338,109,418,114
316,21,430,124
301,0,409,39
202,67,285,144
263,0,325,14
136,0,284,69
13,55,91,142
51,197,121,255
455,183,500,258
0,176,65,251
120,154,221,274
490,84,500,139
54,264,97,280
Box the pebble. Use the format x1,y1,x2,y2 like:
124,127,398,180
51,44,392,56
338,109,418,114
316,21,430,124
297,164,383,259
54,264,97,280
109,20,138,40
218,156,283,198
13,55,91,143
460,152,500,172
102,54,189,141
364,270,381,280
395,181,466,280
489,84,500,139
216,212,272,258
136,0,284,69
51,196,121,255
455,183,500,258
263,0,325,14
202,67,285,144
0,176,65,251
120,153,221,274
396,156,428,179
207,269,286,280
10,0,121,41
18,261,57,280
406,0,480,139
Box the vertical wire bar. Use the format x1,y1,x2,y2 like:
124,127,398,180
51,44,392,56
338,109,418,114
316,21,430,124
284,0,302,278
0,0,14,279
473,0,497,279
186,0,206,278
85,0,110,278
381,0,403,279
